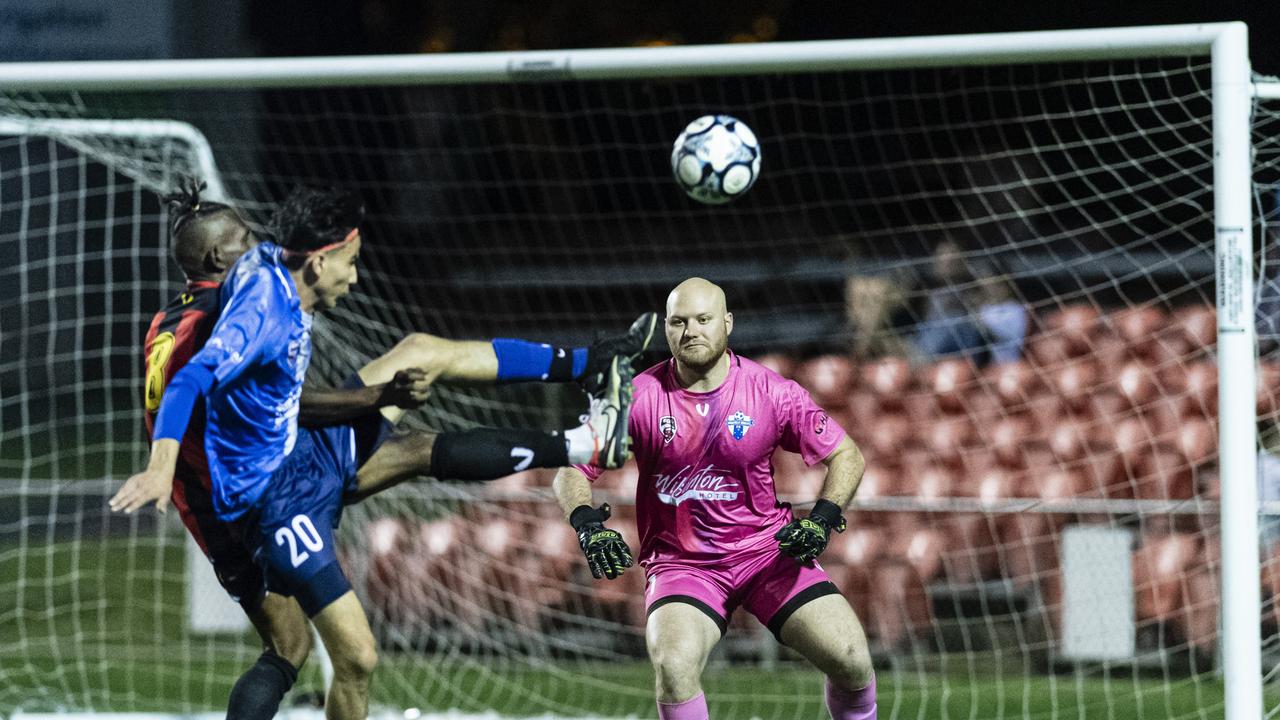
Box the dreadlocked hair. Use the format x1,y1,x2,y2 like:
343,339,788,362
270,186,364,255
161,177,232,237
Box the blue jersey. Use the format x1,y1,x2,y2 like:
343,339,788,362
185,242,313,520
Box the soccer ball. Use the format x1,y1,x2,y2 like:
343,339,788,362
670,115,761,204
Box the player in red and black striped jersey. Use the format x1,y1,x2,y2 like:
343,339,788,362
125,180,651,718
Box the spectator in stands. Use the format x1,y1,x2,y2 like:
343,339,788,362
913,238,1027,365
841,272,915,360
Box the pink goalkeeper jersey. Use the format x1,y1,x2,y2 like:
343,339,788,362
575,351,847,567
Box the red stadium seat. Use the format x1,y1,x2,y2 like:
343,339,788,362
826,526,888,616
1258,362,1280,419
865,412,916,459
1132,533,1200,623
1182,567,1219,655
984,360,1044,409
984,415,1036,469
926,358,976,413
1053,361,1099,413
870,527,947,651
753,352,797,379
1111,305,1168,361
793,354,856,409
1174,417,1216,467
1027,333,1074,368
1046,417,1089,463
923,415,973,469
999,513,1059,585
1169,361,1218,421
1041,304,1103,357
1115,361,1159,409
860,357,913,407
1075,448,1125,499
1132,446,1195,501
1174,305,1216,355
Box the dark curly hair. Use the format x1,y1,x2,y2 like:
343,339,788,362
162,177,232,237
270,186,365,255
161,178,246,279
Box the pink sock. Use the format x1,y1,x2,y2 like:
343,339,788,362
658,691,709,720
825,674,877,720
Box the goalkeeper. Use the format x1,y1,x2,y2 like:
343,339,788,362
553,277,876,720
111,181,655,719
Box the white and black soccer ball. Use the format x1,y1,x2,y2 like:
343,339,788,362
670,115,761,205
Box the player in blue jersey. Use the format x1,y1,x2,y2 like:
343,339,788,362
113,183,654,719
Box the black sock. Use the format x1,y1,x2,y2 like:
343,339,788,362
429,428,569,480
226,651,299,720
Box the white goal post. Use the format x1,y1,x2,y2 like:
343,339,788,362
0,21,1265,719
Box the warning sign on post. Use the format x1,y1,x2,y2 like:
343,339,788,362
1217,227,1246,333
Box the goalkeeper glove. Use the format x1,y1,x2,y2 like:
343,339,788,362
775,499,846,564
570,503,634,580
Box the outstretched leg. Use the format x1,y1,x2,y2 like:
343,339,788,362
356,313,658,425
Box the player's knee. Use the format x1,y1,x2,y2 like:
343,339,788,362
829,641,874,691
273,618,313,669
650,652,701,697
334,642,379,682
399,332,450,366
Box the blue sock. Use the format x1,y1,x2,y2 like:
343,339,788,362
492,339,587,383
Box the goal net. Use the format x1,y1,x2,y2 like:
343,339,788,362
0,24,1270,719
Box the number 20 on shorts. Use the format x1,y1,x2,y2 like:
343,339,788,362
275,514,324,568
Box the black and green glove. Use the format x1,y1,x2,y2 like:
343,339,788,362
570,503,634,580
775,499,847,564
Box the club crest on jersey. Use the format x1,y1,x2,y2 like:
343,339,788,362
660,415,677,445
726,411,755,441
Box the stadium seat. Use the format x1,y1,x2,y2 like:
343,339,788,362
1027,333,1074,368
926,358,976,413
1111,305,1168,361
1132,533,1201,625
861,357,913,408
846,389,880,426
826,526,888,615
1053,361,1099,413
1076,448,1125,499
1041,304,1102,357
984,360,1043,409
869,527,947,651
1169,360,1218,421
1182,566,1219,656
1046,418,1089,463
984,414,1036,469
864,412,916,459
793,354,856,409
1174,417,1215,467
1132,445,1195,501
999,512,1060,585
924,415,973,469
1173,304,1216,356
753,352,797,379
1258,362,1280,419
1115,360,1159,409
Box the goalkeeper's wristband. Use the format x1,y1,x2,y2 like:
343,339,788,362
809,499,847,533
570,503,611,531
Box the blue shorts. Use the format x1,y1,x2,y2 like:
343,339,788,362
237,378,393,617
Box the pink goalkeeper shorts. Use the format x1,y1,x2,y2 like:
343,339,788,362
643,546,840,640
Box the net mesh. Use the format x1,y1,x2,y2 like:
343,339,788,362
0,50,1274,718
